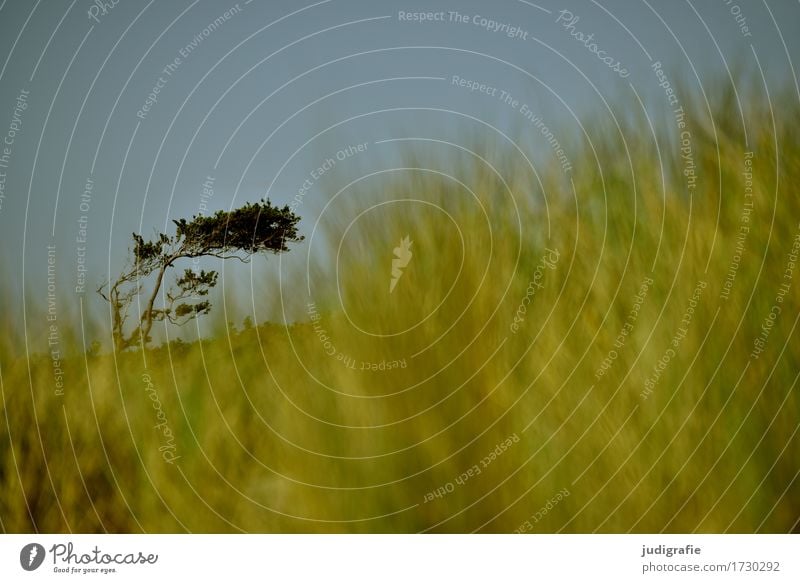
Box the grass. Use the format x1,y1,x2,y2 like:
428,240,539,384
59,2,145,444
1,83,798,533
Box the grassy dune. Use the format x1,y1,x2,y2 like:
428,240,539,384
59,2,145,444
1,86,798,533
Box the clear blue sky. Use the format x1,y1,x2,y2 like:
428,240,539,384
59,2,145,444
0,0,797,348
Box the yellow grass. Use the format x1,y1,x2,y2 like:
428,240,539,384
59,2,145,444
1,85,798,533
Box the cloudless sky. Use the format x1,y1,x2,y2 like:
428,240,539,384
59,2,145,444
0,0,797,347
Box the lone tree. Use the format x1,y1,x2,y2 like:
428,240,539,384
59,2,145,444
98,200,303,351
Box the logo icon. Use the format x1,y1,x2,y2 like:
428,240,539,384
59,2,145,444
20,543,45,571
389,235,413,293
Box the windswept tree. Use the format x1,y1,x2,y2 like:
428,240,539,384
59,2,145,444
98,200,303,351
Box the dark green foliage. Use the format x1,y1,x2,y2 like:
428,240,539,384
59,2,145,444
173,201,301,255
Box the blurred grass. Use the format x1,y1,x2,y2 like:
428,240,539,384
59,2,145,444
1,83,799,533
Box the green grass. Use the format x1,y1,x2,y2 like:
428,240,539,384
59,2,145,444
1,85,798,533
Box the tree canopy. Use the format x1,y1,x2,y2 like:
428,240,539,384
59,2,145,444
98,199,303,351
